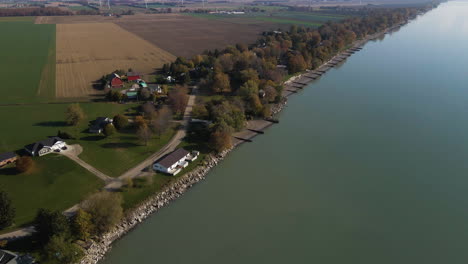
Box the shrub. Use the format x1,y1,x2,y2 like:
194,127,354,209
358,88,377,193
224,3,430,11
16,156,33,173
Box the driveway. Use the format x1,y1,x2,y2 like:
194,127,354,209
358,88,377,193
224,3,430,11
59,144,113,182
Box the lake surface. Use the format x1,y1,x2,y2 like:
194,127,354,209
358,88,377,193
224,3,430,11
101,2,468,264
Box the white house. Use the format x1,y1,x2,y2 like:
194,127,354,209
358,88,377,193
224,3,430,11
153,148,192,176
24,137,66,156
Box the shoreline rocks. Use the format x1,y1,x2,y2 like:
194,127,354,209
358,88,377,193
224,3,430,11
79,150,232,264
79,21,410,264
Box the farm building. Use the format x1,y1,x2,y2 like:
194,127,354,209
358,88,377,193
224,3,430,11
24,137,66,156
153,148,199,176
0,249,18,264
0,152,17,167
126,91,138,99
89,117,113,134
110,77,123,88
127,72,141,81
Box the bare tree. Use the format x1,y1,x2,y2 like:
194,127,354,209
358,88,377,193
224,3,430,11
137,125,152,146
151,106,173,138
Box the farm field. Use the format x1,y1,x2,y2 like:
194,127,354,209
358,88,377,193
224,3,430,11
0,155,103,230
188,10,348,28
0,19,56,104
115,14,276,58
55,23,175,99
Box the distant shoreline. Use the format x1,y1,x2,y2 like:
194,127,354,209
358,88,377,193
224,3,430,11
79,20,412,264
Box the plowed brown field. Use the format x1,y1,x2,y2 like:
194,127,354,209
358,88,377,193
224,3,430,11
56,23,175,98
37,14,276,58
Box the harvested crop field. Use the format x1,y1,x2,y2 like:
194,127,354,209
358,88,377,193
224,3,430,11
115,14,276,58
56,23,175,98
37,14,278,58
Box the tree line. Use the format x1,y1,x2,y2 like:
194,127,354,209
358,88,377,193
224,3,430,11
162,6,427,153
0,7,72,17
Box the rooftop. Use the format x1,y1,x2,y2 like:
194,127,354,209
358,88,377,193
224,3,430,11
0,152,16,161
156,148,189,168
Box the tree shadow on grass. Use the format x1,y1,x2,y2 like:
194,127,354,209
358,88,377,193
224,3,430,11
0,167,19,176
80,135,105,141
101,142,139,149
34,121,68,127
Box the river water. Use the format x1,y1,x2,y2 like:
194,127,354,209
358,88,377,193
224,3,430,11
101,2,468,263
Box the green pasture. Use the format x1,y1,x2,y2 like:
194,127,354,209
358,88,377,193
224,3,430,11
0,19,56,104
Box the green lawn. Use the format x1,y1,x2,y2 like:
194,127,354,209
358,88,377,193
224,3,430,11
76,125,177,177
0,155,103,231
0,102,177,177
0,19,56,104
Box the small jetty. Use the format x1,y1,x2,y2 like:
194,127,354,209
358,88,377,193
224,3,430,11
248,129,265,134
265,118,279,123
233,137,252,143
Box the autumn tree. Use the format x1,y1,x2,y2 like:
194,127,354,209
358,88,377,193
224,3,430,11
103,123,116,137
65,104,85,126
81,192,123,234
113,114,128,130
212,72,231,93
210,122,233,153
264,85,278,103
141,102,156,117
151,106,172,137
137,125,152,146
71,209,93,241
16,156,33,173
0,191,15,229
134,116,147,130
288,54,307,74
168,86,189,115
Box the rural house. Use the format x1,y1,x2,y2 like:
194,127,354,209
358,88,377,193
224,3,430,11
24,137,65,156
0,152,17,167
127,72,141,81
148,84,162,94
0,249,18,264
153,148,199,175
89,117,113,134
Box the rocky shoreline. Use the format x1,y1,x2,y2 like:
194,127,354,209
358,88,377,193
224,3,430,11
79,20,411,264
79,95,289,264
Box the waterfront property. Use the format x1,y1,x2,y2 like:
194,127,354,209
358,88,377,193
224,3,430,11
0,152,17,167
89,117,113,134
153,148,199,175
0,249,17,264
24,137,66,156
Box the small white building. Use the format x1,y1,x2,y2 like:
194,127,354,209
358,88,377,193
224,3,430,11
153,148,197,176
0,249,18,264
24,137,66,156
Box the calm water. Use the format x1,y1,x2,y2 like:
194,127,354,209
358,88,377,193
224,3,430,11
102,2,468,263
